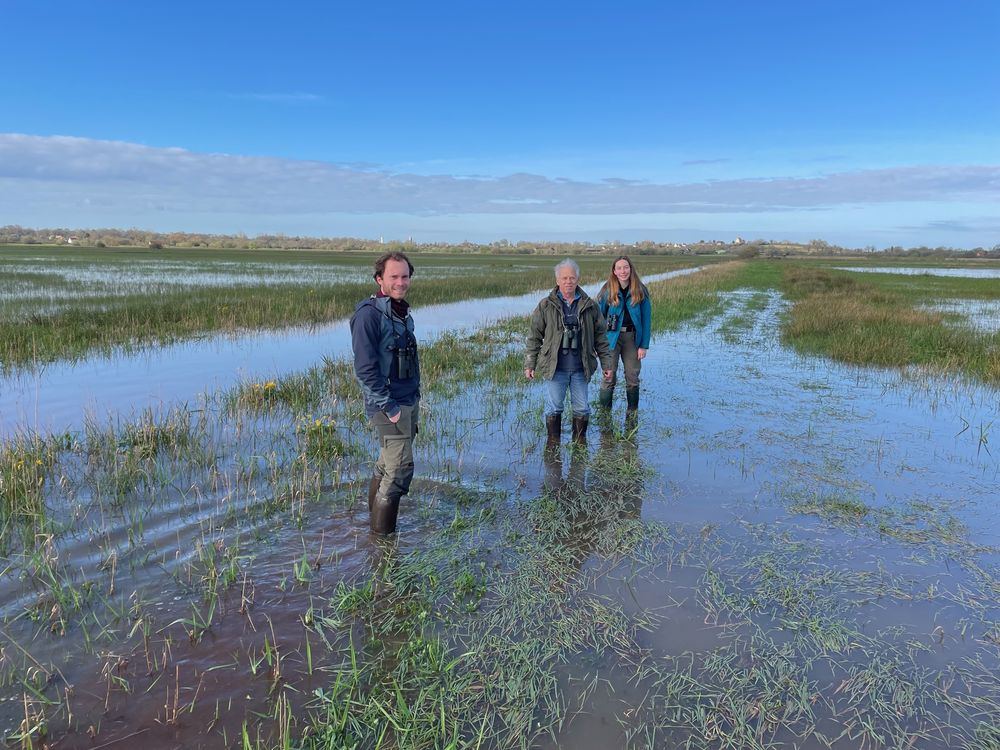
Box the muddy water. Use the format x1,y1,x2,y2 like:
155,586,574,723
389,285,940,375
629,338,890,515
2,282,998,748
0,270,698,438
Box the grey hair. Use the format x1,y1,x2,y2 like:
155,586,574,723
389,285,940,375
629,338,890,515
554,258,580,279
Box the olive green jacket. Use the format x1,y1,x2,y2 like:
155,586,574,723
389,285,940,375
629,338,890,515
524,287,614,380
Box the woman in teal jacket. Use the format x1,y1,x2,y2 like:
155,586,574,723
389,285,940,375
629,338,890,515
596,255,651,412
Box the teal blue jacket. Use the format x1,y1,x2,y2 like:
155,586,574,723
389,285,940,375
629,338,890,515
596,283,651,350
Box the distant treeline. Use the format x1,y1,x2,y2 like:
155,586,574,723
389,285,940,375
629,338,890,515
1,225,997,258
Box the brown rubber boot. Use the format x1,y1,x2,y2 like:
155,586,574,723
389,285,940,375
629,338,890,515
571,416,589,445
545,414,562,443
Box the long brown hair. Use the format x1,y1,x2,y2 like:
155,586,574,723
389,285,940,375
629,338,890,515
606,255,645,303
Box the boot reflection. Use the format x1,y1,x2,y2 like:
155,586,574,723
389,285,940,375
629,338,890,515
539,418,647,575
619,433,643,518
542,440,587,500
623,406,639,437
542,439,564,497
593,421,644,522
368,532,399,595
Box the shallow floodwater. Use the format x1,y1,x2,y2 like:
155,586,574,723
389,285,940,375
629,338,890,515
0,256,517,301
836,265,1000,279
1,279,997,748
924,298,1000,333
0,269,697,437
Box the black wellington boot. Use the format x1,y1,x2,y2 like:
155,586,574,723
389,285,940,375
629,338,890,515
545,414,562,444
626,387,640,411
598,388,613,409
571,416,589,445
370,494,401,535
367,474,381,513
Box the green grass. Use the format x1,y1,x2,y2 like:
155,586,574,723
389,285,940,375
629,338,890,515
780,266,1000,382
0,436,62,547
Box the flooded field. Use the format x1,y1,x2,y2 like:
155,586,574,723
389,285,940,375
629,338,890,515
1,258,998,749
0,247,697,372
0,269,699,438
835,266,1000,279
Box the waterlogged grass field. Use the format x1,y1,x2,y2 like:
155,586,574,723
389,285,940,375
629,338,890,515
0,252,999,749
0,246,698,370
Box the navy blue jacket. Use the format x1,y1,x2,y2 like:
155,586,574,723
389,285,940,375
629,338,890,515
350,296,420,418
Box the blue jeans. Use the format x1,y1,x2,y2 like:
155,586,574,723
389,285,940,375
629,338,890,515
545,369,591,417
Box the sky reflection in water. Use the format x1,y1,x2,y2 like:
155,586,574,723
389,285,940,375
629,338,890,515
836,266,1000,278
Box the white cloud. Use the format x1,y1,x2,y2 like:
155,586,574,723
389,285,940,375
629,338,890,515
1,134,998,247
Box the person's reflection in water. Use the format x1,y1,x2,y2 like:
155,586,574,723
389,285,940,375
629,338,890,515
367,533,400,598
542,437,586,500
598,419,644,520
623,401,639,439
540,423,644,570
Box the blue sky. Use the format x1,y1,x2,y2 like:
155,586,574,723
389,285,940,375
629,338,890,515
2,0,998,248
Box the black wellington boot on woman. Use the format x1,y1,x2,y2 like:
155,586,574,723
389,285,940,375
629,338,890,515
598,388,613,409
626,387,640,411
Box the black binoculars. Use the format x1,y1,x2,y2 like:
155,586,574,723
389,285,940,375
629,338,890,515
390,334,418,379
560,324,579,351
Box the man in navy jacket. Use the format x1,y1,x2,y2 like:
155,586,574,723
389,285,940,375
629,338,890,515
350,251,420,534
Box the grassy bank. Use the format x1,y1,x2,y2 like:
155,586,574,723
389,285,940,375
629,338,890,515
780,266,1000,382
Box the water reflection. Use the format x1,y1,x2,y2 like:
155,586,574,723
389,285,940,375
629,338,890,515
0,269,699,438
3,278,998,748
1,258,502,299
836,266,1000,279
540,425,645,567
923,298,1000,333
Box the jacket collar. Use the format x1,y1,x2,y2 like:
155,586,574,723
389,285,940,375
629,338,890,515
548,286,591,308
374,291,410,318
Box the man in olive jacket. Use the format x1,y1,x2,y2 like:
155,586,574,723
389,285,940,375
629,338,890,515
524,259,614,444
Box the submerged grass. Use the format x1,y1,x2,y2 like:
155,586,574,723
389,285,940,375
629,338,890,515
0,435,65,547
295,437,656,750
